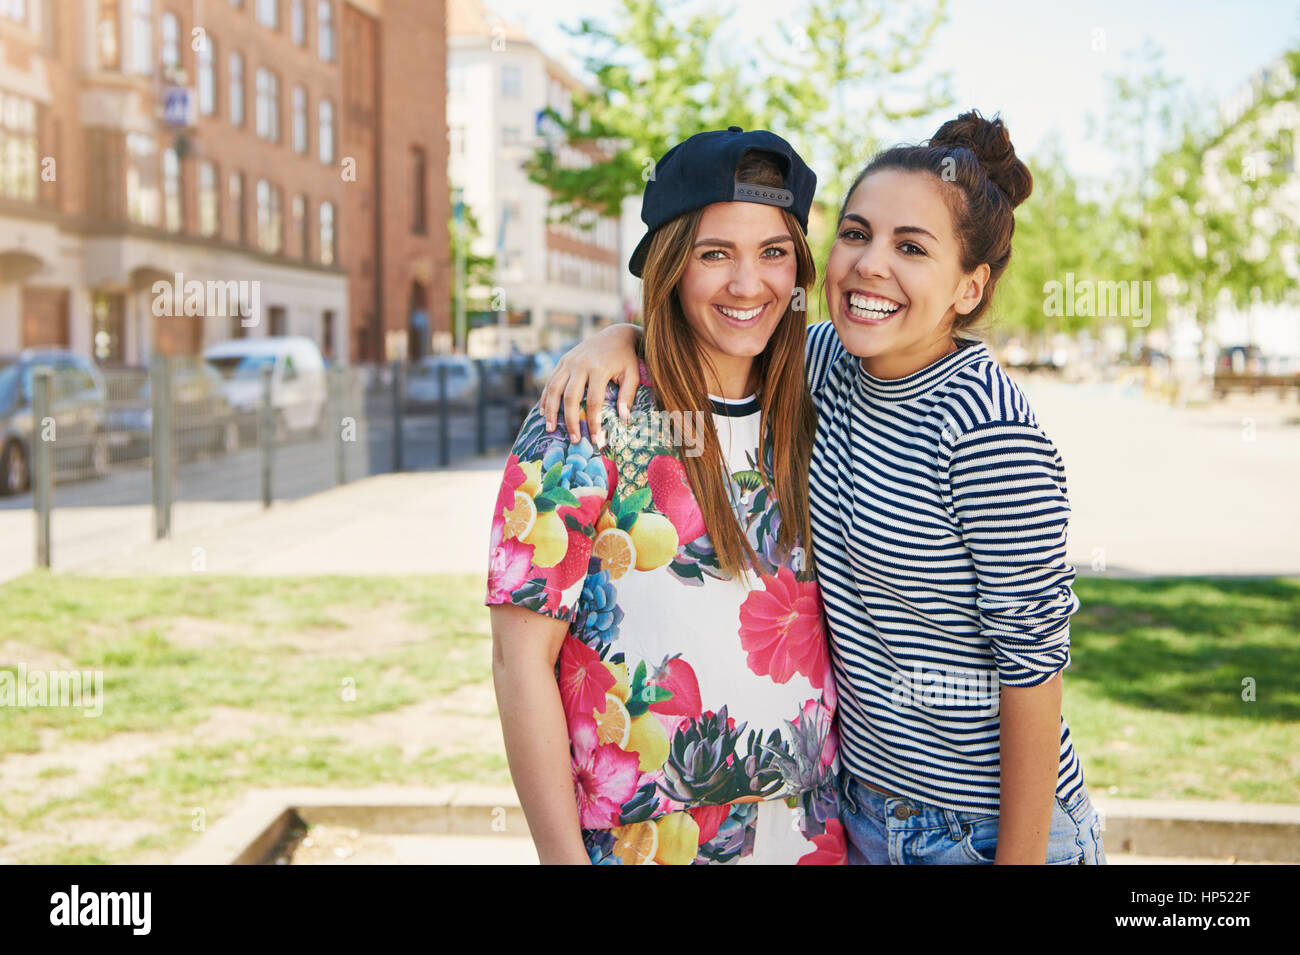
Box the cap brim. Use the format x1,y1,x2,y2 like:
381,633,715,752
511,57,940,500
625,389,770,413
628,230,653,278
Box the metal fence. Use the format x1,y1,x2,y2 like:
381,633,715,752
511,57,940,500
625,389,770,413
13,355,537,570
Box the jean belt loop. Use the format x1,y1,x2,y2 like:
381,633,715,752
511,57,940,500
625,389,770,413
943,808,964,841
841,772,860,815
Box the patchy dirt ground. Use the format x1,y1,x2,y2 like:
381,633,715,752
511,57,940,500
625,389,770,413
0,603,503,864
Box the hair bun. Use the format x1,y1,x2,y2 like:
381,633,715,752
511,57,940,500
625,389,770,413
930,110,1032,208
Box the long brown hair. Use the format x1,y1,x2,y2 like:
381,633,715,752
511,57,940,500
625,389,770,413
638,151,817,580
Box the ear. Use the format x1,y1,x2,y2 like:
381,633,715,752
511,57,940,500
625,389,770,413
954,263,991,316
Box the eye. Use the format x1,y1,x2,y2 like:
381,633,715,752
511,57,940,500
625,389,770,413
838,227,867,241
761,246,789,259
700,249,727,261
899,241,926,256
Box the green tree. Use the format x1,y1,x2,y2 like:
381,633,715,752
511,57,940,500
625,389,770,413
526,0,953,275
450,191,498,346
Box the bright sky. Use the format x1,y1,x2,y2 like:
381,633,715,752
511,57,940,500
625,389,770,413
482,0,1300,183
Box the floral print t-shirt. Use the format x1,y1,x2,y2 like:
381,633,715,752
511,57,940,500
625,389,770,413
486,373,844,865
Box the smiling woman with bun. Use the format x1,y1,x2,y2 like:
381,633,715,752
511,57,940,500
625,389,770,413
541,110,1107,865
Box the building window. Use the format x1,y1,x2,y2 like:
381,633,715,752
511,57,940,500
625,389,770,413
501,65,521,98
256,0,277,28
0,0,28,25
290,0,304,44
292,194,306,258
126,132,159,226
319,200,334,265
292,85,307,153
229,51,244,125
160,11,179,73
96,0,120,69
411,146,426,235
0,91,38,201
130,0,153,74
317,1,333,61
198,160,219,236
229,170,245,243
163,146,182,232
197,35,216,115
318,98,334,164
256,67,279,142
256,179,282,253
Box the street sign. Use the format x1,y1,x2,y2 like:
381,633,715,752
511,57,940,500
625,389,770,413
162,87,195,127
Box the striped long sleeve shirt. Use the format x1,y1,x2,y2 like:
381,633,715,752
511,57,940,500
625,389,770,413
804,321,1085,813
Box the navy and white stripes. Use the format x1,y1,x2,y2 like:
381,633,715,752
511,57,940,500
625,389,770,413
804,321,1084,813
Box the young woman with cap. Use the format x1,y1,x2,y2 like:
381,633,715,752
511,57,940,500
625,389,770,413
487,127,845,865
539,110,1106,865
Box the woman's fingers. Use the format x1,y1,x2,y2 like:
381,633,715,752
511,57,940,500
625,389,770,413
616,362,641,425
562,370,590,443
541,363,571,432
588,371,614,448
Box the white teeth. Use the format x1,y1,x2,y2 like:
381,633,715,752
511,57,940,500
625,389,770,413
848,292,901,314
717,304,764,320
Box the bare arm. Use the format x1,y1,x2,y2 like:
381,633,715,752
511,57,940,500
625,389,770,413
541,324,644,445
490,604,591,865
995,673,1062,864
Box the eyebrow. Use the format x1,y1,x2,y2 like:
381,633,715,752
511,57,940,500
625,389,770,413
841,214,938,243
692,234,795,250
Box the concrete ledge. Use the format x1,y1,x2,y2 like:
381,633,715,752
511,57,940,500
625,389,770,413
174,788,1300,865
1094,798,1300,863
173,786,527,864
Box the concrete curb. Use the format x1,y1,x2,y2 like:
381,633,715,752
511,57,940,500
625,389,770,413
1096,798,1300,863
174,787,1300,864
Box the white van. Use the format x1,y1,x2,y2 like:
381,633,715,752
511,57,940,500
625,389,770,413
204,336,327,438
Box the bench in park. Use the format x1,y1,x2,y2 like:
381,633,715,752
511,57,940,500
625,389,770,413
1212,372,1300,399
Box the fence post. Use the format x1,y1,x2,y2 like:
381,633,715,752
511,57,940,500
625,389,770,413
151,355,173,539
438,362,450,467
474,358,487,456
391,359,404,472
259,363,273,508
330,364,345,486
32,368,52,568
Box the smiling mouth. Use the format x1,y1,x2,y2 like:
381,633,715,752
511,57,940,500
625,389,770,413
843,291,904,322
713,302,769,323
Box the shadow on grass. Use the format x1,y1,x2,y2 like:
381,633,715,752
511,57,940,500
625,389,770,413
1068,576,1300,721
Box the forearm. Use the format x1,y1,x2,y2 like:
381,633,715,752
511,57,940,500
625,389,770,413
995,674,1063,864
493,657,591,865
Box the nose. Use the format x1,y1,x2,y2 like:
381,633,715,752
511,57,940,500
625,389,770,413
727,257,764,300
853,239,890,281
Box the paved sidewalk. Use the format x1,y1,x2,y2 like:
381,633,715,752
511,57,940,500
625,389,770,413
65,458,504,578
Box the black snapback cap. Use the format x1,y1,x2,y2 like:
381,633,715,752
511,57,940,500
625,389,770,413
628,126,816,278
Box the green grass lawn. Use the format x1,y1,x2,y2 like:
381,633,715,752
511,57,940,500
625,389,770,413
0,571,1296,863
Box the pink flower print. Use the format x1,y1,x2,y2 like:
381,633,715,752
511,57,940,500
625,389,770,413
558,636,615,723
487,520,536,604
737,566,828,688
570,714,641,829
797,817,847,865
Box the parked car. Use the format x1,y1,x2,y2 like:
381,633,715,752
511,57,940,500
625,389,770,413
0,349,110,495
204,336,327,439
404,356,480,408
106,360,241,462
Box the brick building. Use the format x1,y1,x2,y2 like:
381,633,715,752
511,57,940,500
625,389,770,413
0,0,448,367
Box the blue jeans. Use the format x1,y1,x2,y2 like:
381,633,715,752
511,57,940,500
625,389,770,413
838,769,1107,865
